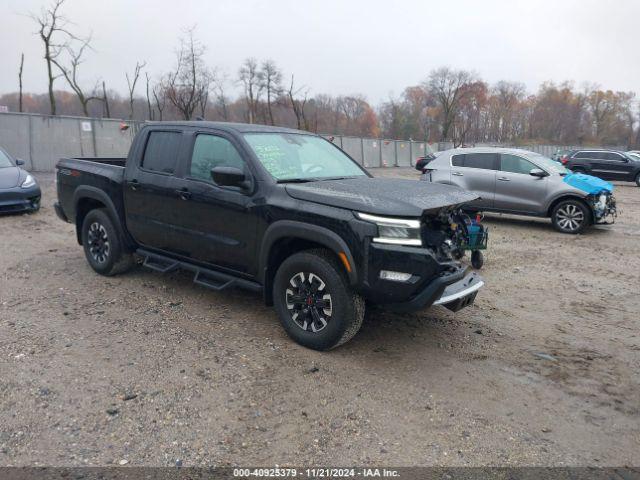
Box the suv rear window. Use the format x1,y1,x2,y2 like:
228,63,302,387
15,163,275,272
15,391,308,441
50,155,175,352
574,151,600,160
604,152,625,161
451,153,496,170
142,131,181,174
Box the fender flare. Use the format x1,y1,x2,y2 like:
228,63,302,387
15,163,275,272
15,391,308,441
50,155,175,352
258,220,358,285
72,186,128,245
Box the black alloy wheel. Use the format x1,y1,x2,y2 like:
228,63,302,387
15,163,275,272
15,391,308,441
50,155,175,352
285,271,333,333
87,221,111,264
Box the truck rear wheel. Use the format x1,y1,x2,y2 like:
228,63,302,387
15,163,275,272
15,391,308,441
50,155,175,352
81,209,133,276
273,248,365,351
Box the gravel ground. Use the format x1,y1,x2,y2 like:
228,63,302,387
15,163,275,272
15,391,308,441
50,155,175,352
0,170,639,467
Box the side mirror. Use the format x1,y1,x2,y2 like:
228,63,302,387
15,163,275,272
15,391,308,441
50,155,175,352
529,168,548,178
15,159,25,166
211,166,248,189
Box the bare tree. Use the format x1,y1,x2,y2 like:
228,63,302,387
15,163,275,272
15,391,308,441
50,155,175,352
30,0,74,115
152,83,167,121
102,81,110,118
18,53,25,113
425,67,475,141
238,58,263,124
145,72,154,120
492,81,525,141
288,75,309,130
213,74,230,121
260,60,283,125
163,28,212,120
126,61,146,119
51,36,100,117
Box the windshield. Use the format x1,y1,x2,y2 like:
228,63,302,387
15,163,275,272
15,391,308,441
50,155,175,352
626,153,640,162
243,133,368,181
528,153,570,175
0,150,14,168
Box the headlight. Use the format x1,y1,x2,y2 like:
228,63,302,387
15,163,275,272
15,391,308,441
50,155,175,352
356,212,422,246
21,174,36,189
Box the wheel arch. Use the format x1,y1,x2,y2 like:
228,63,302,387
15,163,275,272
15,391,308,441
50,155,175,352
259,221,358,306
547,195,594,222
73,187,128,247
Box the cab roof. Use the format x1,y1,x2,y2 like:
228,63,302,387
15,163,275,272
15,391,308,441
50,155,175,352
144,121,311,135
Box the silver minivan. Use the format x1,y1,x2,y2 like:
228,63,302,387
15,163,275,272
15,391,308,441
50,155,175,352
419,147,616,234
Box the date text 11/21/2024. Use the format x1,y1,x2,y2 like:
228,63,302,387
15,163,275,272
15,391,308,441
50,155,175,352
233,468,400,478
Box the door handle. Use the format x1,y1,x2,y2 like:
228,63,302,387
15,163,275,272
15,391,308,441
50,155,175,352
497,177,510,181
452,172,463,176
175,188,192,200
128,179,139,191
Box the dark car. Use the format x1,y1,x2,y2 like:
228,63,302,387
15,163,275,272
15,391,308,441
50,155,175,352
0,147,41,214
562,149,640,186
54,122,485,350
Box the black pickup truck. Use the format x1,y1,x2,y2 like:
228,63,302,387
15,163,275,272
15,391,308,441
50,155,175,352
55,122,484,350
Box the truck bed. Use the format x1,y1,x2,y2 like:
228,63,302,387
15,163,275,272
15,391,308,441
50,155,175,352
56,157,127,225
66,157,127,166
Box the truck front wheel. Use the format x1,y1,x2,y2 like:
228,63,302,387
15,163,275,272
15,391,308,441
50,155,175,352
81,209,133,276
273,249,365,351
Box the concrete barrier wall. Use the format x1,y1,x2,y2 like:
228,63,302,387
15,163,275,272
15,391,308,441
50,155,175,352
0,113,140,172
9,112,619,172
362,139,381,168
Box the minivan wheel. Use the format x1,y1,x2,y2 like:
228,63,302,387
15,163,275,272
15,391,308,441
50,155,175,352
273,249,365,350
81,209,133,276
551,200,590,234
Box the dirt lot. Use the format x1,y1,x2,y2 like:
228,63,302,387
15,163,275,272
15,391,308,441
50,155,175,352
1,170,639,467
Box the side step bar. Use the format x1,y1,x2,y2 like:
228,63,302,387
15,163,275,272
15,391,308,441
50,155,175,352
137,249,262,293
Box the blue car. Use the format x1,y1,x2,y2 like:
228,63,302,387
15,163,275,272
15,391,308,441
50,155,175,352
0,147,41,214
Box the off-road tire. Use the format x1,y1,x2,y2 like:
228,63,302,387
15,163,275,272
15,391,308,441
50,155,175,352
81,208,134,276
273,248,365,351
551,200,591,234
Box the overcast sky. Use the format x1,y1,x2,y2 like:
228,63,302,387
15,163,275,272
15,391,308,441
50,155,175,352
1,0,639,103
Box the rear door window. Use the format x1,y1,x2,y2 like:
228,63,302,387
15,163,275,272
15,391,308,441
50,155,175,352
451,153,496,170
141,131,181,174
500,154,537,175
604,152,625,162
464,153,497,170
451,154,465,167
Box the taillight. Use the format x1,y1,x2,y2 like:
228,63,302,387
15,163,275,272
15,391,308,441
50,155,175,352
560,155,569,165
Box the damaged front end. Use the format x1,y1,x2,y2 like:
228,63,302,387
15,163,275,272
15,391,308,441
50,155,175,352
563,172,617,225
588,192,617,225
422,206,486,262
358,203,486,313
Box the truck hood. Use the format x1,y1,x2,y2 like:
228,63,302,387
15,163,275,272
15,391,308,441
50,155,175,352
0,166,21,189
284,177,478,216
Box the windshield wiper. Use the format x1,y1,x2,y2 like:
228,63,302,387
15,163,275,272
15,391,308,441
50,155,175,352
277,178,320,184
277,175,362,184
